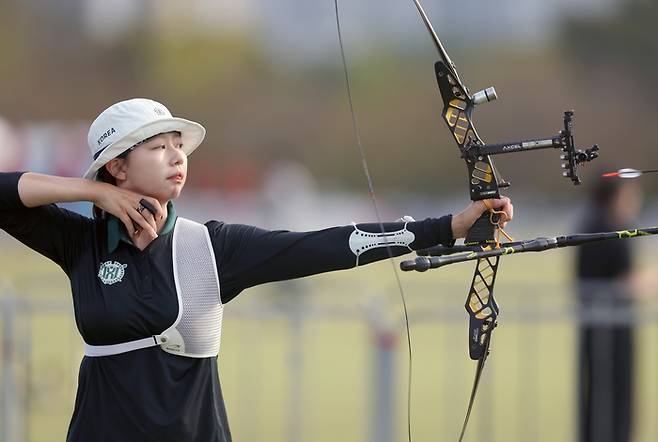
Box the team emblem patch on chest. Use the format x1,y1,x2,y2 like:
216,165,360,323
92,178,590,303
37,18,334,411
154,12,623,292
98,261,128,285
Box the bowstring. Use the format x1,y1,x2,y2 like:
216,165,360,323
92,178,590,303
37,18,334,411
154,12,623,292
333,2,414,441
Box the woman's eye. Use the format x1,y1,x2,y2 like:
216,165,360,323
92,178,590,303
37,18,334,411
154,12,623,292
177,144,184,149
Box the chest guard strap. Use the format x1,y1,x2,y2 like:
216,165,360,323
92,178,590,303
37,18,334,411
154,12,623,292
84,217,223,358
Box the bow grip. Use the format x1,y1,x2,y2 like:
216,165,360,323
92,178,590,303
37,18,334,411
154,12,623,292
464,211,499,245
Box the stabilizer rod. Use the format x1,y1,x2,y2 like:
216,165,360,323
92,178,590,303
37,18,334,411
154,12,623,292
401,228,658,272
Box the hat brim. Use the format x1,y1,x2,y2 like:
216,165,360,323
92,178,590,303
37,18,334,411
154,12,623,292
83,117,206,180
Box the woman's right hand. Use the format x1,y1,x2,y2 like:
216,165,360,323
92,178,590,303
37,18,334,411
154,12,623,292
92,182,165,241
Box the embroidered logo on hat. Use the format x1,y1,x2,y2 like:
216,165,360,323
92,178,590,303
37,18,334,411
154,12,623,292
97,128,116,146
98,261,128,285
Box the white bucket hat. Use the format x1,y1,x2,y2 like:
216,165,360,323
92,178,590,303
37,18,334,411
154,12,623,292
83,98,206,180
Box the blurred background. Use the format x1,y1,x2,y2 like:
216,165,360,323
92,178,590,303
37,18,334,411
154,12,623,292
1,0,658,441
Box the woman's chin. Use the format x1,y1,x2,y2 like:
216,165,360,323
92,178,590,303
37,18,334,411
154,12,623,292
139,191,180,206
163,186,184,201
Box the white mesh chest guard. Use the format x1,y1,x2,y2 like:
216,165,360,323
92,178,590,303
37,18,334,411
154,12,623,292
160,217,223,357
84,217,223,358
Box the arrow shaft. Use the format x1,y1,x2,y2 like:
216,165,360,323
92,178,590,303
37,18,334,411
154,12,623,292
402,227,658,271
603,168,658,178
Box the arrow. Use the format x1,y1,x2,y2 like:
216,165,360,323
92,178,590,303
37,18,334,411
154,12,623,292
602,168,658,179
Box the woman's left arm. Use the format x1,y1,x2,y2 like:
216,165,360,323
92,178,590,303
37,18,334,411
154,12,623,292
210,217,447,302
210,197,512,301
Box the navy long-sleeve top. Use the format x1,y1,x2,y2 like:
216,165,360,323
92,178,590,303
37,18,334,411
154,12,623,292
0,171,454,442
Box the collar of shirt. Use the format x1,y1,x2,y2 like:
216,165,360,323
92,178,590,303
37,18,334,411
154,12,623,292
107,201,177,253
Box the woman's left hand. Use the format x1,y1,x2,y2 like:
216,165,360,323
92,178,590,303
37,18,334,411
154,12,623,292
451,197,514,239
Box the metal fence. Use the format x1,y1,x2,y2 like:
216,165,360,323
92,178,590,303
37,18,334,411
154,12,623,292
2,278,658,442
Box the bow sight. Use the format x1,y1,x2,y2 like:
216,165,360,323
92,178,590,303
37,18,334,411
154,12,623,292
434,61,600,202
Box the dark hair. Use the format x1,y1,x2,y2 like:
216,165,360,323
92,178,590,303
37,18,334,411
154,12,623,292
97,164,117,186
92,149,131,218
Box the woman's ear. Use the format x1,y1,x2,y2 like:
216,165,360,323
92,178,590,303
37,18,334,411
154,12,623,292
105,158,128,182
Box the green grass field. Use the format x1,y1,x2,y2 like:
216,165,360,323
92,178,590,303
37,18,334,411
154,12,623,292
2,237,658,442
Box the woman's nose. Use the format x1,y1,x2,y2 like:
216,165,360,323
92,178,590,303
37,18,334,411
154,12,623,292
170,146,185,165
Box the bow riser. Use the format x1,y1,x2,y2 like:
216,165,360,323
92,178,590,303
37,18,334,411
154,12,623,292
435,61,503,201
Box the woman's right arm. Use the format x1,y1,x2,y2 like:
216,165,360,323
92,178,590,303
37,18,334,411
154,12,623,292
1,172,161,272
17,172,105,208
1,172,96,272
15,172,162,237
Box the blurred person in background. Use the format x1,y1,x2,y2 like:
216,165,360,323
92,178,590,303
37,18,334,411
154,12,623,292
575,174,643,442
0,97,513,442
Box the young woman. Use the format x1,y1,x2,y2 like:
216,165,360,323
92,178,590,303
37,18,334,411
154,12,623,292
0,98,512,441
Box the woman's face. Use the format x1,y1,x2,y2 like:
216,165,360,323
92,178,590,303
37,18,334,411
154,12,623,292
110,131,188,202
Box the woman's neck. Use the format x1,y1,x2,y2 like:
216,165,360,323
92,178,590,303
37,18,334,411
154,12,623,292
156,200,169,234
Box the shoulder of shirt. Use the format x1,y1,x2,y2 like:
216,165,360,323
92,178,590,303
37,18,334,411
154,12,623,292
204,219,225,230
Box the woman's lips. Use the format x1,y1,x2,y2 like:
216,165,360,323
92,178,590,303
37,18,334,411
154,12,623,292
168,173,184,183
